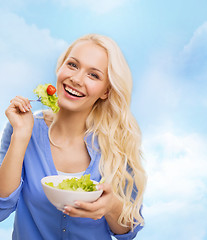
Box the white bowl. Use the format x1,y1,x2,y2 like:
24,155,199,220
41,175,103,211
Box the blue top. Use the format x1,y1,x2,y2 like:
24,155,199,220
0,112,143,240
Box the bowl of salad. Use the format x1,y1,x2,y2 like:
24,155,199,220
41,174,103,211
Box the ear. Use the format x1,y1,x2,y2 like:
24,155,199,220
100,87,109,100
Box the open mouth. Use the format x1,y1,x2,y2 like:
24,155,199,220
63,84,85,98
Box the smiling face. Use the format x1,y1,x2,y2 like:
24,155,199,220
56,41,109,115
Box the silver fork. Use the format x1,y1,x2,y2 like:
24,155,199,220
29,97,41,102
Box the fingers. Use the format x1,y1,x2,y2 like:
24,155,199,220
63,205,104,220
62,183,113,220
74,201,99,212
10,96,32,113
63,200,102,219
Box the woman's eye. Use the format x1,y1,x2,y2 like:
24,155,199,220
68,62,77,68
90,73,100,79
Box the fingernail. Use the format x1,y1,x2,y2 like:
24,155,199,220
64,206,71,211
75,201,80,206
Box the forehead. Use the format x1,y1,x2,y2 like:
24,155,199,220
67,41,108,69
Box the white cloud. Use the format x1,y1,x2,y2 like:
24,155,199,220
0,10,67,85
141,199,207,240
133,21,207,130
178,22,207,108
54,0,131,14
143,131,207,200
179,21,207,79
0,228,12,240
140,130,207,240
182,22,207,57
133,21,207,240
0,10,68,130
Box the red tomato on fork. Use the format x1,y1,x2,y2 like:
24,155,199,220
47,85,56,95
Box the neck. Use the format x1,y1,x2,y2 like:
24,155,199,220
50,109,89,145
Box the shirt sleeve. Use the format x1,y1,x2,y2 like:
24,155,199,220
0,121,13,161
107,205,144,240
0,121,23,222
108,223,144,240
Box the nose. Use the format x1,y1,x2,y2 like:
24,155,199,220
70,71,84,86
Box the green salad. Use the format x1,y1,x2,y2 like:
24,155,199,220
45,174,97,192
33,84,59,113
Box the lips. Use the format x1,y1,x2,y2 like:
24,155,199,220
63,84,85,98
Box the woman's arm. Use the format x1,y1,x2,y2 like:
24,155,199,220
104,194,131,235
0,132,31,197
0,96,33,197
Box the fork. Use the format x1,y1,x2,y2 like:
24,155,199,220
29,97,41,102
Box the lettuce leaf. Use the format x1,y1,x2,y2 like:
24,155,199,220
33,84,59,113
45,174,97,192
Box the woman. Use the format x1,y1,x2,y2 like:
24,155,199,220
0,34,147,240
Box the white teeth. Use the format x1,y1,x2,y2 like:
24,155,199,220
65,86,83,97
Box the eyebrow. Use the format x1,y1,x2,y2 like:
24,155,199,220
70,57,104,75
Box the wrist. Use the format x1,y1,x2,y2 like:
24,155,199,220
12,128,32,141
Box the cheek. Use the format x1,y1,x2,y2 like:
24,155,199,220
86,81,106,96
56,70,66,88
56,66,69,81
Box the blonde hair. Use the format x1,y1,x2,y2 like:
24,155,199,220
56,34,147,229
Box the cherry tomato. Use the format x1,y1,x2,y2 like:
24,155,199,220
47,85,56,95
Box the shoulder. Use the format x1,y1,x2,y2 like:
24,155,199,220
31,110,55,138
33,110,53,125
34,110,54,128
31,110,49,134
85,132,100,150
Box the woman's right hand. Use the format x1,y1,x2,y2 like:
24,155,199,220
5,96,34,139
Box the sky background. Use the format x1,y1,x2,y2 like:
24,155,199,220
0,0,207,239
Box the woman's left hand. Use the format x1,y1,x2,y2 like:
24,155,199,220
63,183,116,220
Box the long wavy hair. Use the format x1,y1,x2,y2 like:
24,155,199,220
55,34,147,229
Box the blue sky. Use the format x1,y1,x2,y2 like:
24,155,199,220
0,0,207,239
